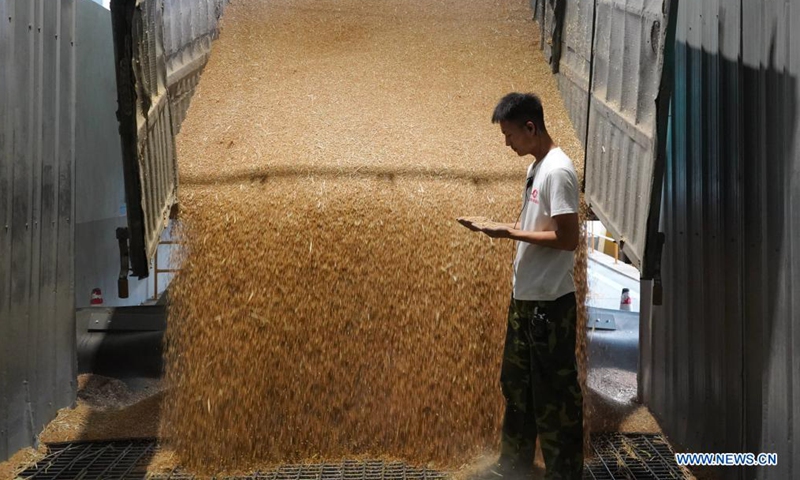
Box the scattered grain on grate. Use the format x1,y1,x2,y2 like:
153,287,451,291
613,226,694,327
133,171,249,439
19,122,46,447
0,447,46,480
39,390,165,444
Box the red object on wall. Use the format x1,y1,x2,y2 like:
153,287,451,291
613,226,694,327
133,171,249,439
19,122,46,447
620,288,632,311
90,288,104,305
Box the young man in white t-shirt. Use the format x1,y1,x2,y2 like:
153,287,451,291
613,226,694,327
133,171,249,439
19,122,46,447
459,93,583,480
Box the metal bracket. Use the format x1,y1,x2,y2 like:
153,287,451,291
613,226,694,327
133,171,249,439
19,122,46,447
646,231,665,306
588,312,617,331
116,227,130,298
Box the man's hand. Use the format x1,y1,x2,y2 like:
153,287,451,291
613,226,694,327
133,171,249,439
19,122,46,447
457,217,513,238
457,217,484,232
457,214,579,250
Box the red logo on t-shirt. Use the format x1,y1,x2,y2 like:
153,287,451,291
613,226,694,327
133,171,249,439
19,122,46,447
530,188,539,204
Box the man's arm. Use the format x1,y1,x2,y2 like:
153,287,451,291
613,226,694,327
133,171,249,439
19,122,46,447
482,213,579,251
457,218,520,231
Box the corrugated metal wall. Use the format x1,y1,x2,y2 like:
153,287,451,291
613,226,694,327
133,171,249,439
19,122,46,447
0,0,78,462
741,3,800,475
641,0,744,459
640,0,800,478
539,0,799,476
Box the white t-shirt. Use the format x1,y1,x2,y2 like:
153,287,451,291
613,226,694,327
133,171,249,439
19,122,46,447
512,147,580,301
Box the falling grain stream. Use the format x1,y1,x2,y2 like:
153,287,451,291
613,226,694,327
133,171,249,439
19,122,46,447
162,0,589,474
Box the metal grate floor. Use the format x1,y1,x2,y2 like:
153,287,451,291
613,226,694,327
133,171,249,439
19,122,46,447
16,439,447,480
17,439,156,479
17,434,688,480
583,434,689,479
152,460,449,480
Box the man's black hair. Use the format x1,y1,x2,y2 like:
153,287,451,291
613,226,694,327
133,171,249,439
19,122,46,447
491,92,546,131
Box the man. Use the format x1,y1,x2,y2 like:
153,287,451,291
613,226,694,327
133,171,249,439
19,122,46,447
458,93,583,480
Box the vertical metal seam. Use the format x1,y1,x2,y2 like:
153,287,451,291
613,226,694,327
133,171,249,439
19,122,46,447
67,0,77,399
21,0,36,445
53,0,62,308
0,0,8,457
53,0,66,417
782,0,795,469
581,0,599,193
28,0,45,446
738,0,747,464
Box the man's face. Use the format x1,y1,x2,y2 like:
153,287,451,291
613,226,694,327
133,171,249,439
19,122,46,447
499,119,537,157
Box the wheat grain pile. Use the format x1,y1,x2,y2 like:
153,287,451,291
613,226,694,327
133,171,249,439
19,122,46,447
162,0,588,474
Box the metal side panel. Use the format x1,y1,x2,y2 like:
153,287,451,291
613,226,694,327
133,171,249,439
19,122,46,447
111,0,178,278
532,0,567,72
558,0,595,141
584,0,667,270
541,0,555,64
162,0,227,133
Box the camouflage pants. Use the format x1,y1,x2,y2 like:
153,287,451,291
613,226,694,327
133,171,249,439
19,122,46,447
499,292,583,480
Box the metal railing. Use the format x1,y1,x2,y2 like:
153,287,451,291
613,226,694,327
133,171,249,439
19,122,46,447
152,240,181,301
588,222,619,264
